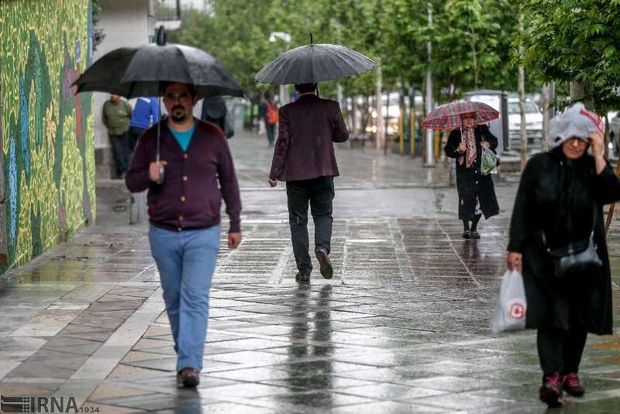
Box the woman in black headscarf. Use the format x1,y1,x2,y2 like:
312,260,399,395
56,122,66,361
506,103,620,407
444,112,500,239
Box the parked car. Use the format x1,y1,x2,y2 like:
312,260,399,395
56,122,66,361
507,97,543,151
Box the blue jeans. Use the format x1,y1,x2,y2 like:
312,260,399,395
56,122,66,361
149,225,220,372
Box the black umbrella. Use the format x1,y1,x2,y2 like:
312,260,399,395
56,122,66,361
73,32,244,98
255,41,375,85
73,28,243,184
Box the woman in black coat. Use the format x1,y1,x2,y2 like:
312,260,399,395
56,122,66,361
444,113,500,239
506,103,620,407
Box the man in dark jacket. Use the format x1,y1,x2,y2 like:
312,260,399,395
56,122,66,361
268,83,349,283
125,82,242,388
200,96,234,138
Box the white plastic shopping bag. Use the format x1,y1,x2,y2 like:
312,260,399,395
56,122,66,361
490,269,527,333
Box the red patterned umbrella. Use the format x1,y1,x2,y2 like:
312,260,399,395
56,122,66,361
422,100,499,130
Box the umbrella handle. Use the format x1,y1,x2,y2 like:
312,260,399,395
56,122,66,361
155,95,165,184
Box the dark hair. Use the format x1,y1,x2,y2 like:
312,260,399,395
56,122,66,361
263,91,272,101
161,82,198,98
294,83,317,94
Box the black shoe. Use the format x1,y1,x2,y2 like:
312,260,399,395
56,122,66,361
295,272,311,284
470,230,480,239
462,230,471,239
539,373,563,407
315,248,333,279
177,367,200,388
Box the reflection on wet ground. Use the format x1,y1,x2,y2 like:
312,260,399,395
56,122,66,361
0,132,619,413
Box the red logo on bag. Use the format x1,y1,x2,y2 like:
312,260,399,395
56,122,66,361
507,300,526,319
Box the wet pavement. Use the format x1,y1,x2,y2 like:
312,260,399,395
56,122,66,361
1,131,620,413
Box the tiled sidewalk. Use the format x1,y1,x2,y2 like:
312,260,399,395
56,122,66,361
0,132,619,413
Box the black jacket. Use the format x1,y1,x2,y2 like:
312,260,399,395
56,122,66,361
444,125,499,220
508,147,620,334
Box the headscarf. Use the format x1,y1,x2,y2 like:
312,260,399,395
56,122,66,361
547,102,604,148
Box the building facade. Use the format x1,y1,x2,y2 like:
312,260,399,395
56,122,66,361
93,0,156,178
0,1,96,272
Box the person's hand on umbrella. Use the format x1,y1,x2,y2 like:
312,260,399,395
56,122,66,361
149,161,167,182
457,142,466,153
268,178,278,187
228,232,242,249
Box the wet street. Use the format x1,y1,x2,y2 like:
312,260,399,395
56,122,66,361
1,131,620,413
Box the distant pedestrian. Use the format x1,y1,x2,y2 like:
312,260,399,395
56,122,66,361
268,83,349,283
128,96,160,152
102,94,132,178
259,91,278,146
290,90,300,103
201,96,234,138
507,103,620,408
444,113,499,238
125,82,242,388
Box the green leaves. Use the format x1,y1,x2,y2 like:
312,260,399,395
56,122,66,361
168,0,618,109
522,0,620,111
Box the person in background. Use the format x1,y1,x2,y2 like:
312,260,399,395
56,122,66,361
268,83,349,284
201,96,234,139
259,91,278,146
125,82,242,388
102,94,132,179
128,96,160,152
507,103,620,408
444,113,499,239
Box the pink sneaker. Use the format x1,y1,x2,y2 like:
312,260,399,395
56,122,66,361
539,372,563,407
563,372,585,397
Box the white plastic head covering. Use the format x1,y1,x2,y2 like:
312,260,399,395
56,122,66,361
547,102,605,148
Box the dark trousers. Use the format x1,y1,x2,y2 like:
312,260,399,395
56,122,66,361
265,122,276,145
128,127,146,167
128,126,146,151
286,177,335,275
537,328,588,377
109,132,130,178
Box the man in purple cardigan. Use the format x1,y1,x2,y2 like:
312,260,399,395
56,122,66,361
126,82,242,387
269,83,349,283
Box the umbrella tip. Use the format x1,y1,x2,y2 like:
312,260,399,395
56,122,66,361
310,33,313,44
156,26,167,46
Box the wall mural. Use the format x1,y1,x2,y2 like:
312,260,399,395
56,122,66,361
0,1,95,272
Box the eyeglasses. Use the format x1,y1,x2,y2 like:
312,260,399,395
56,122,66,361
164,91,191,101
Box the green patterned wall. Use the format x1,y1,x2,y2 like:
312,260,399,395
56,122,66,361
0,1,95,271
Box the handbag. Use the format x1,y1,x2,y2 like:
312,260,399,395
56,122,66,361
490,269,527,333
481,147,498,175
543,208,603,279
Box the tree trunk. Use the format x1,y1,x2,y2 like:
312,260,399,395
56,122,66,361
570,82,594,109
351,98,358,134
541,84,551,152
408,83,416,157
375,61,384,150
518,11,527,172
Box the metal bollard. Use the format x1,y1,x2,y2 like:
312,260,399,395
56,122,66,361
129,191,148,225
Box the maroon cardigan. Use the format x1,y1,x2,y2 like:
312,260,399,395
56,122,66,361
269,94,349,181
125,119,241,233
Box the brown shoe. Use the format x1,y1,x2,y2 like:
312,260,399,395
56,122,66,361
295,272,311,284
177,367,200,388
315,249,333,279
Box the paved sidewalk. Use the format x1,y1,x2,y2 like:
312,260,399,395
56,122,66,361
0,131,619,413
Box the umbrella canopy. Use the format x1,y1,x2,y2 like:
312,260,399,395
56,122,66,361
73,43,244,98
255,43,375,85
422,101,499,130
